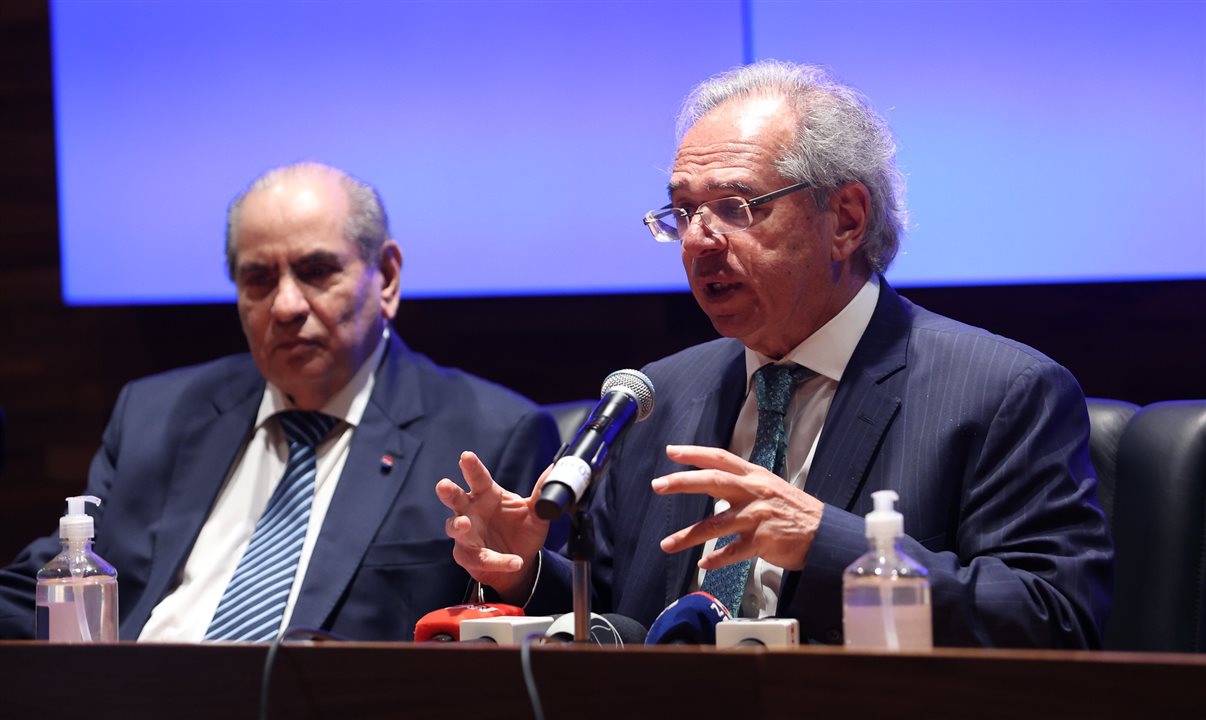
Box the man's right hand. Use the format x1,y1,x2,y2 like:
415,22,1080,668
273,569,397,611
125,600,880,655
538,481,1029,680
436,451,551,603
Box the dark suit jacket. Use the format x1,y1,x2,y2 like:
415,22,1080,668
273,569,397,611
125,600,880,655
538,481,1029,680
0,334,560,641
531,282,1113,648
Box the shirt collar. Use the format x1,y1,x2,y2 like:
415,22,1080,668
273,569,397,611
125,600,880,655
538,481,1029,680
743,275,880,385
255,326,390,430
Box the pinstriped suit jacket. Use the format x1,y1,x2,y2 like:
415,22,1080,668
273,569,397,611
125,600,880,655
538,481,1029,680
533,280,1113,648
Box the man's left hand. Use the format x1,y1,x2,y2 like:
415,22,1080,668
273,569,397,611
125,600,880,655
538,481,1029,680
651,444,825,571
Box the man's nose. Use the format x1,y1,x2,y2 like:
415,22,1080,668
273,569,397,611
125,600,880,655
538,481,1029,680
271,274,309,323
680,213,727,259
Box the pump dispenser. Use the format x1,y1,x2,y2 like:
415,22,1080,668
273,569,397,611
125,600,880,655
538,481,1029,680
35,495,119,642
842,490,932,650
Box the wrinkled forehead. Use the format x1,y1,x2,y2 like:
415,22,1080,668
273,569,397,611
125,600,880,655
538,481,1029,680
681,94,792,146
670,96,796,194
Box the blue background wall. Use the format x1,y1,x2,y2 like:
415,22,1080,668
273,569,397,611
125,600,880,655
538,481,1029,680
49,0,1206,304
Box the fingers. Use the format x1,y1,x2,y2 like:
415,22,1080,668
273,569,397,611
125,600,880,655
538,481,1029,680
444,514,524,573
458,451,498,494
666,444,750,473
435,477,468,513
659,507,742,556
652,468,741,499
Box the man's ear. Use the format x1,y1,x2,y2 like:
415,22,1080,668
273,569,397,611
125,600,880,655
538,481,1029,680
830,182,870,262
378,240,403,319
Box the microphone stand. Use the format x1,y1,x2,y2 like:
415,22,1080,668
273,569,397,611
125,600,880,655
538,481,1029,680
567,509,594,643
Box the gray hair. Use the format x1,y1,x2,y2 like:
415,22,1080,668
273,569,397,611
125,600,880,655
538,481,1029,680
676,61,906,273
225,162,391,279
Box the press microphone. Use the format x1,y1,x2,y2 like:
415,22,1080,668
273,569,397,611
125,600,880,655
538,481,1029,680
645,591,731,645
413,603,524,642
536,369,655,520
543,612,648,646
715,618,800,648
459,616,556,645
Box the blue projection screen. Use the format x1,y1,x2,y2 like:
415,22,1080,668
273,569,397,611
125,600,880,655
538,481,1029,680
51,0,1206,305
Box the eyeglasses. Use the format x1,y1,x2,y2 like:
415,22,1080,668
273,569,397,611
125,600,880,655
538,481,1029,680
642,181,813,243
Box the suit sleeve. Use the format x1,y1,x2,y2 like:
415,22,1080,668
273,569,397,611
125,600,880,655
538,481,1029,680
786,360,1114,648
488,406,561,498
0,383,131,638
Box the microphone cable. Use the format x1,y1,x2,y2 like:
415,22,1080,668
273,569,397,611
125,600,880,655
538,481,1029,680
520,629,547,720
259,626,345,720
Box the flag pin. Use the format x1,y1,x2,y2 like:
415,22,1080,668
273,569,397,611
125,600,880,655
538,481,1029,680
380,454,394,472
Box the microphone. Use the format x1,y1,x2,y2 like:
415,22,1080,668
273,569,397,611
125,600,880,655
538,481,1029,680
413,603,524,642
543,612,648,646
715,618,800,648
645,591,731,645
459,616,556,645
536,369,655,520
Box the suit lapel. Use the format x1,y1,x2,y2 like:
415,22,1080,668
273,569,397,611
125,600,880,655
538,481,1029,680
290,334,424,629
805,279,911,511
126,371,262,637
657,347,748,605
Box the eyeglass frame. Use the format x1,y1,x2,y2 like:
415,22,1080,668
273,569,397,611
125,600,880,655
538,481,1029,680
642,180,815,243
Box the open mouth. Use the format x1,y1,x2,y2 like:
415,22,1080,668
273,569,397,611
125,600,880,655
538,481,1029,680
704,281,740,297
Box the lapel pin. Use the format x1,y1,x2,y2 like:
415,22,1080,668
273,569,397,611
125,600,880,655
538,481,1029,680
380,454,394,473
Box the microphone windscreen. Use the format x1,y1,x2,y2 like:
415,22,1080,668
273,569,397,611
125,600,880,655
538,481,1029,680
544,612,645,646
601,369,655,421
413,603,524,642
646,592,731,645
602,614,648,645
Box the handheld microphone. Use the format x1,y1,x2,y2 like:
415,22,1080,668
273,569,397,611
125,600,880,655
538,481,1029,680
645,591,731,645
543,612,648,646
715,618,800,648
536,369,655,520
413,603,524,642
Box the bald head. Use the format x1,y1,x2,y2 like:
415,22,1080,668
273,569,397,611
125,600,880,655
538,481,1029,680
225,162,392,279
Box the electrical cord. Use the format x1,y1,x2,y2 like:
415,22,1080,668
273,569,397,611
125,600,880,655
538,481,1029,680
259,626,344,720
520,631,547,720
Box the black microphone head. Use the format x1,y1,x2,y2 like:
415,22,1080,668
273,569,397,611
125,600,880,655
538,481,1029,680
601,369,655,422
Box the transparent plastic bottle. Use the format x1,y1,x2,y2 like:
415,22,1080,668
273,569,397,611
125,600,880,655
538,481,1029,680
842,490,932,650
35,495,119,642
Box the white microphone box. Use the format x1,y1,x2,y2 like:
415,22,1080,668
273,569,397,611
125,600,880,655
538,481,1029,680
459,616,555,645
715,618,800,648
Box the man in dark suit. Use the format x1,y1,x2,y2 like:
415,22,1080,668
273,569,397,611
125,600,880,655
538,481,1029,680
438,61,1113,647
0,162,560,641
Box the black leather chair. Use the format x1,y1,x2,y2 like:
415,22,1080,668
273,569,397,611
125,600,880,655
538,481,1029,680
1103,400,1206,652
543,400,595,445
1086,398,1141,528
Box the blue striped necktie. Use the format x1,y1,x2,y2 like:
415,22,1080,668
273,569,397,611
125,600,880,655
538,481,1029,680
699,363,815,616
205,411,338,642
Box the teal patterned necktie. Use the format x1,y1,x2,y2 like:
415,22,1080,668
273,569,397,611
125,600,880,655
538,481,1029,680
699,363,815,616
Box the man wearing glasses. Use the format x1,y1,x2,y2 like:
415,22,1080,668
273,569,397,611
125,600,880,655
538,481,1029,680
439,61,1112,647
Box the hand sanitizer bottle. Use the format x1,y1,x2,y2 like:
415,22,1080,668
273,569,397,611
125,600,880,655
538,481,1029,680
35,495,119,642
842,490,932,650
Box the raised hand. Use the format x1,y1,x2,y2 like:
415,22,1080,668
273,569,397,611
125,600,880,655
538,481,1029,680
652,444,825,571
436,451,552,602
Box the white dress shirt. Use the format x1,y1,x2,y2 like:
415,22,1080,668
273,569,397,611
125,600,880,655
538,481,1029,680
694,277,880,617
139,330,388,642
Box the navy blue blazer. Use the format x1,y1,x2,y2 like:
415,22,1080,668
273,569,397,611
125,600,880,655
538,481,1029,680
0,334,560,641
532,282,1113,648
